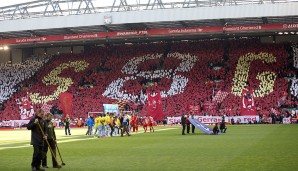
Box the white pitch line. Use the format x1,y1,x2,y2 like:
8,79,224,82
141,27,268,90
0,127,178,150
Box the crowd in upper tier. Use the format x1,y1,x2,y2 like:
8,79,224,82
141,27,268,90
0,39,297,121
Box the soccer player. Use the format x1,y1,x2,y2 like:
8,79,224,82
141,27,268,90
143,116,148,133
131,114,138,133
94,114,100,136
148,115,154,133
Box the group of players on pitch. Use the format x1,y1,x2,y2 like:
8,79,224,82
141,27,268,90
86,113,155,138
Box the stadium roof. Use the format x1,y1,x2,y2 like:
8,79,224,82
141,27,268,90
1,0,298,20
0,0,297,47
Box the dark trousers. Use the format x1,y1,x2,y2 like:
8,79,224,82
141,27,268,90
191,124,195,133
110,125,115,136
220,127,227,133
31,145,43,169
65,126,71,135
121,124,130,136
42,139,58,167
213,129,219,135
86,126,92,135
186,124,190,133
182,124,186,135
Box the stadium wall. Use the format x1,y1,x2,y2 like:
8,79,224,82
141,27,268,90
0,50,10,63
11,49,22,63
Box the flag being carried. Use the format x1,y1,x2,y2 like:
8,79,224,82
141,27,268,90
147,92,163,121
59,92,73,118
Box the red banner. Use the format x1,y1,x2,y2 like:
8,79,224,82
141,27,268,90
0,23,297,45
147,92,163,121
240,89,256,116
59,92,73,118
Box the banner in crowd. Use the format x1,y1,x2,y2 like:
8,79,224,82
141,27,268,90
240,89,257,115
202,101,217,112
16,94,34,120
147,92,163,121
59,92,73,117
167,116,260,124
103,104,119,115
0,120,30,127
277,92,288,107
293,46,298,69
41,103,53,114
283,118,291,124
290,79,298,97
212,90,229,104
188,105,200,113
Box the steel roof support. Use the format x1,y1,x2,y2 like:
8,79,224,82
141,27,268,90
76,0,95,14
111,0,129,12
44,0,63,16
146,0,165,10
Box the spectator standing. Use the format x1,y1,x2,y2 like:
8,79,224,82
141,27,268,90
42,113,61,169
85,116,94,136
181,114,186,135
27,109,46,171
186,115,191,134
63,114,71,135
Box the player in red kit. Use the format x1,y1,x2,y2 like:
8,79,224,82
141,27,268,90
143,116,148,133
148,116,154,133
131,114,138,133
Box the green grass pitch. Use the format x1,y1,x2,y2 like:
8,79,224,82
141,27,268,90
0,125,297,171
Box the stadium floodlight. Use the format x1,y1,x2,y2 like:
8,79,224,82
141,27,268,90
284,32,289,34
278,32,283,35
3,46,8,50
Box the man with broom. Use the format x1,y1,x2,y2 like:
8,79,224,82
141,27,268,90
42,113,62,169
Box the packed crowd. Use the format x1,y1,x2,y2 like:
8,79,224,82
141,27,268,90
0,55,51,104
0,40,297,121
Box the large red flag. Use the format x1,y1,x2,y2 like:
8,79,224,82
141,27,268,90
147,92,163,121
240,89,256,115
59,92,73,118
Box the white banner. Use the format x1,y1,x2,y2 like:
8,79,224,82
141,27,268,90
167,116,259,124
0,120,30,127
293,46,298,69
290,79,298,97
283,117,291,124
